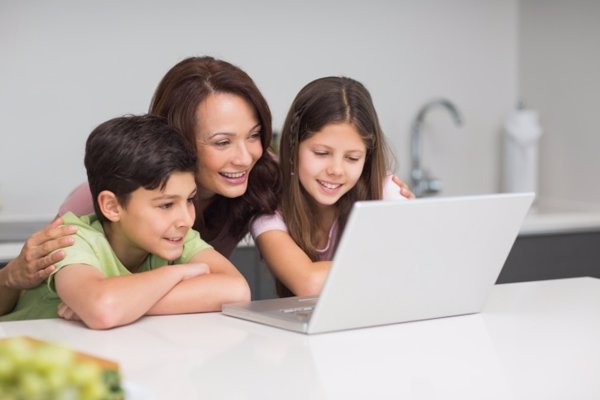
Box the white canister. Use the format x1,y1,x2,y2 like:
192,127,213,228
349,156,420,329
502,108,543,196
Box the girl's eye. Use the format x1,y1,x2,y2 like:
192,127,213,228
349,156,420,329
186,197,195,204
159,202,173,210
314,151,328,157
347,156,361,162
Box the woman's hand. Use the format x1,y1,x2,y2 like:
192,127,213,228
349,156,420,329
3,217,77,289
392,175,416,199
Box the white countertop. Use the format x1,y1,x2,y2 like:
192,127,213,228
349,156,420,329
1,277,599,399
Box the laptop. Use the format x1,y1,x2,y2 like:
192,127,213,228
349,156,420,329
222,192,534,334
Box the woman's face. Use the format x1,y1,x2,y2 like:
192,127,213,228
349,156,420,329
194,92,263,202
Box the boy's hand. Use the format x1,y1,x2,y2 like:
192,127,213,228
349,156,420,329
178,263,210,280
57,302,81,321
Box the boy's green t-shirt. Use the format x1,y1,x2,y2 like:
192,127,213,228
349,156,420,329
0,212,211,321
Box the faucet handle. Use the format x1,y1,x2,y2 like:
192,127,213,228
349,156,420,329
424,178,442,195
411,169,442,197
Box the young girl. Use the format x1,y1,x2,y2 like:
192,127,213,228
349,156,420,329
251,76,410,298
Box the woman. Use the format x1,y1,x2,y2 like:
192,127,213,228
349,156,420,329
0,56,281,314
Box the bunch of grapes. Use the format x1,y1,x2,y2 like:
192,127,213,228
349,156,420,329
0,337,122,400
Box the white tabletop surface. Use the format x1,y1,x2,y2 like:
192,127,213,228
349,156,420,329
1,277,599,399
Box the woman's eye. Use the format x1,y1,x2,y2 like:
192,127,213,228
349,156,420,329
159,203,173,210
186,197,195,204
249,131,261,140
215,140,230,147
314,151,328,157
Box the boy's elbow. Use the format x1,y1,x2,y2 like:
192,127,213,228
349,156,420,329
81,293,123,330
223,276,251,304
233,278,251,303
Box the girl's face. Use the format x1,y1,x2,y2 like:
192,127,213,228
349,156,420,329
297,122,367,208
194,92,263,202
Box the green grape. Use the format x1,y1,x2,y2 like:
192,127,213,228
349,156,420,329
16,370,45,398
0,356,15,381
0,337,33,368
45,368,69,392
81,380,108,400
0,337,124,400
68,361,102,386
32,343,74,374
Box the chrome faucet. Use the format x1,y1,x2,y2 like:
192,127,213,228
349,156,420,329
410,98,463,197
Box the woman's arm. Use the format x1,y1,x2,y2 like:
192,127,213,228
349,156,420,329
256,231,330,297
54,263,208,330
0,217,77,315
146,248,251,314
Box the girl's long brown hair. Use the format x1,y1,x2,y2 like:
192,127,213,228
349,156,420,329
150,56,281,255
279,76,392,261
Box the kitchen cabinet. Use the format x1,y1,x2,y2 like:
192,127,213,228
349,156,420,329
497,231,600,283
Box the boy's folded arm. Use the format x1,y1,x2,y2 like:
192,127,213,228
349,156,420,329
54,263,204,330
256,230,331,297
146,248,251,315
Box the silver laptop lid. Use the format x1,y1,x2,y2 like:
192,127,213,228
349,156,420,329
307,193,534,333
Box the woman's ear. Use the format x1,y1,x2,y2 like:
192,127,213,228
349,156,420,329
97,190,122,222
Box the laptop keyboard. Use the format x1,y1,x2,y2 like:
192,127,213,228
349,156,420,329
280,306,314,316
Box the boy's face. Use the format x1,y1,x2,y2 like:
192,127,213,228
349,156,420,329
117,171,197,262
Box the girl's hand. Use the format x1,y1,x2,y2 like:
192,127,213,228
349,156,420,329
392,175,416,199
5,217,77,289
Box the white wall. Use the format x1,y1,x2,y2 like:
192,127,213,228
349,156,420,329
0,0,518,219
519,0,600,210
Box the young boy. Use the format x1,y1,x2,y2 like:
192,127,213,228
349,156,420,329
0,115,250,329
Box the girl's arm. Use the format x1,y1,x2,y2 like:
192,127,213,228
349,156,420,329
146,248,251,314
54,263,207,330
256,231,331,297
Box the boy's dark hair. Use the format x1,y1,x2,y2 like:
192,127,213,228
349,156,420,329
84,114,197,223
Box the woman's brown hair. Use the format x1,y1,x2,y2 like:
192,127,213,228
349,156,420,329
150,56,281,256
279,76,392,262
